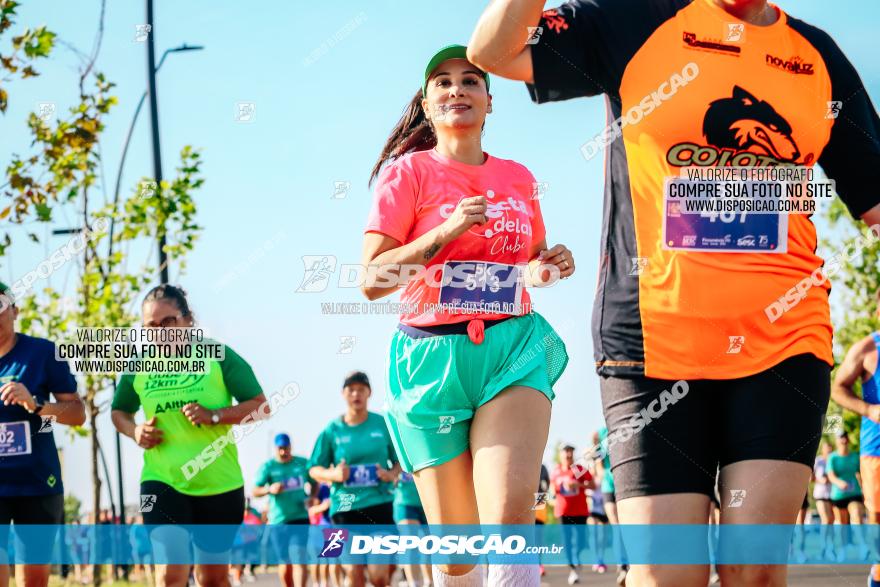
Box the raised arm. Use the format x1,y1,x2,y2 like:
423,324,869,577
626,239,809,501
467,0,545,82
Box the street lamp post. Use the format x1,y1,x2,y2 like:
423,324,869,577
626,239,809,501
109,43,203,253
145,0,166,284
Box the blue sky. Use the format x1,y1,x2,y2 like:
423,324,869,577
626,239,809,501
2,0,879,510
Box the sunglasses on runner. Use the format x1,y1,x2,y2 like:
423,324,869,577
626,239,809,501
144,314,183,328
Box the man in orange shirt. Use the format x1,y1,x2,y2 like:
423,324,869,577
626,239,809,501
469,0,880,585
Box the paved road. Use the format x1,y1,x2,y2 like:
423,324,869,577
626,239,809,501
537,564,871,586
250,563,872,586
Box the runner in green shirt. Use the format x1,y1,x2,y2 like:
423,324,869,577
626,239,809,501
309,371,400,587
393,471,430,587
826,430,868,561
253,433,311,587
596,427,628,584
393,471,425,523
111,285,269,587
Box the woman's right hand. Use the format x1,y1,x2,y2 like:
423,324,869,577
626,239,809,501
440,196,488,241
333,459,350,483
134,417,163,449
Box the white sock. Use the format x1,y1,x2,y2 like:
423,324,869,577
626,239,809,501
431,565,483,587
487,564,539,587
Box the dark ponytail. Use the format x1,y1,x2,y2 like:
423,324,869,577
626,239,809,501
369,90,436,186
142,284,192,318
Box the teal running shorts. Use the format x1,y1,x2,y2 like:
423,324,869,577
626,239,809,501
384,312,568,473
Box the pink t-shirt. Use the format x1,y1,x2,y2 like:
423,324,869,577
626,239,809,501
365,149,546,327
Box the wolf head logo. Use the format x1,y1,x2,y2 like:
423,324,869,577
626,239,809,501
703,86,800,163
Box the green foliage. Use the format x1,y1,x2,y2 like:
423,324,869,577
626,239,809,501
122,146,204,273
822,197,880,448
2,72,117,245
64,493,82,523
0,0,55,113
1,6,203,530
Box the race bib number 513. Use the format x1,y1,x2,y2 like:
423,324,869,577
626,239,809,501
438,261,524,315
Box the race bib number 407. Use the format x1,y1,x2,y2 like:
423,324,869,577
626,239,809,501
438,261,524,315
0,421,32,456
663,192,788,253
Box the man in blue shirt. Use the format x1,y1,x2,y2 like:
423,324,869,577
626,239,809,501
0,282,85,587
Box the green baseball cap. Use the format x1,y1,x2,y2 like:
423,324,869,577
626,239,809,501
422,44,490,96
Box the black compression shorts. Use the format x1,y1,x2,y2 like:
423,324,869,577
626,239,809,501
600,353,830,500
140,481,245,554
0,493,64,564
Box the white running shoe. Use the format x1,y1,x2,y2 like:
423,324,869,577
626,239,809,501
616,566,628,586
567,569,580,585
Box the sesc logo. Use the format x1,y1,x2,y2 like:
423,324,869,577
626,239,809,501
319,528,349,558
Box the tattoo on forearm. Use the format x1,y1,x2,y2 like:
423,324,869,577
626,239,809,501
424,243,441,260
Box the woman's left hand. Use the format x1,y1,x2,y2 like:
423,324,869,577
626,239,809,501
532,244,575,286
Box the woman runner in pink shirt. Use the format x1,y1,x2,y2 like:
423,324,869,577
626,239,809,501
361,45,573,587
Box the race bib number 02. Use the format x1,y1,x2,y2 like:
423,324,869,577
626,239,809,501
0,421,32,457
438,261,523,315
663,194,788,253
345,464,379,488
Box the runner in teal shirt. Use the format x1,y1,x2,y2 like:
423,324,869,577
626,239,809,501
309,410,399,518
393,471,431,587
393,471,425,523
308,372,399,587
308,372,399,520
254,433,311,587
598,427,616,496
597,427,627,583
827,433,864,503
254,434,311,523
